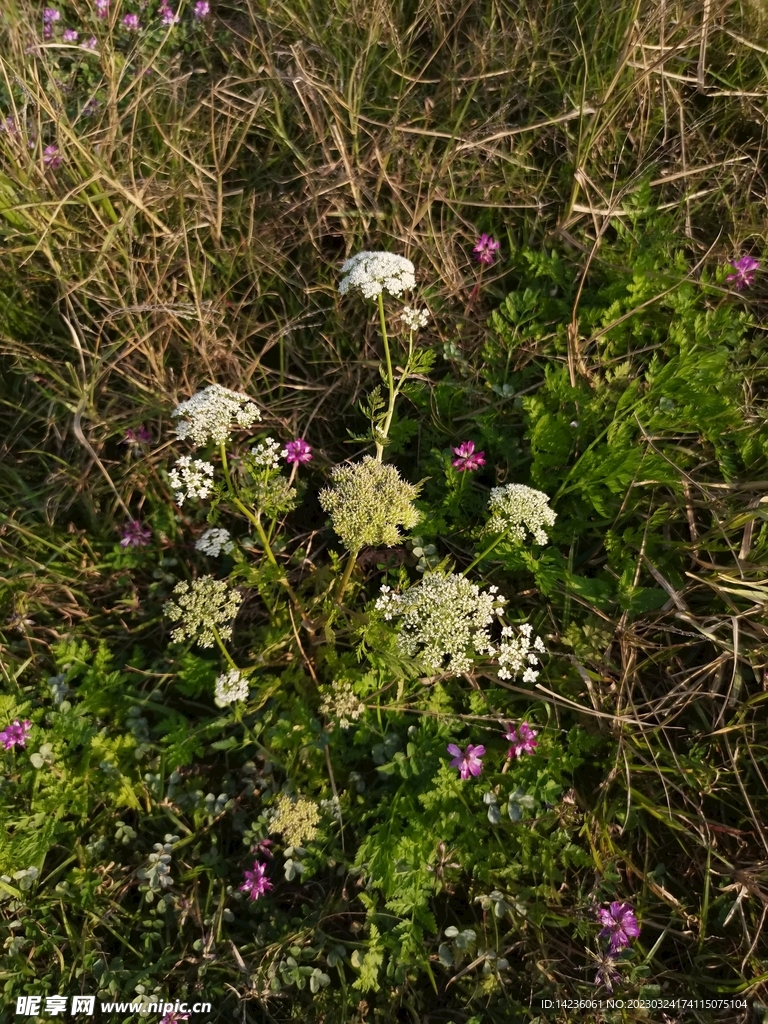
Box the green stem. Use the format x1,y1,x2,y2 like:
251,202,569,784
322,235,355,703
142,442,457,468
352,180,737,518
375,290,396,462
219,443,233,492
228,498,303,612
211,624,238,671
462,531,508,577
336,547,361,604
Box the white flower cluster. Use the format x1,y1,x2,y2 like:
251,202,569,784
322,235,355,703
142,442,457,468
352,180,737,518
214,669,249,707
169,456,214,505
163,576,242,649
319,680,366,730
400,306,429,330
375,572,507,676
195,527,235,557
171,383,261,446
486,484,557,545
249,436,282,470
497,623,546,682
338,251,416,300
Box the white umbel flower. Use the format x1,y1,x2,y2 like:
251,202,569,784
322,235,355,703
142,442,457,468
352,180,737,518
338,251,416,300
319,680,366,730
172,383,261,446
400,306,429,330
163,576,242,649
486,484,557,545
214,669,249,707
375,572,507,676
250,437,282,470
195,527,235,557
497,623,546,682
169,456,215,505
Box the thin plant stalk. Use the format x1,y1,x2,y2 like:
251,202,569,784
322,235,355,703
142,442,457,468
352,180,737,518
462,530,508,576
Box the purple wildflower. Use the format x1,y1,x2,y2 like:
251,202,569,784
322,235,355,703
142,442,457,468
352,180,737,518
240,860,273,901
119,520,152,547
451,440,485,472
283,438,313,464
95,0,109,15
504,721,538,758
84,36,98,49
43,24,53,38
43,144,62,169
447,743,485,780
0,720,32,750
252,838,274,858
43,8,61,23
159,3,179,24
597,902,640,955
193,0,210,17
0,118,18,136
473,233,500,266
123,425,152,444
121,12,140,30
726,255,760,291
159,1014,190,1024
62,28,78,41
594,957,622,993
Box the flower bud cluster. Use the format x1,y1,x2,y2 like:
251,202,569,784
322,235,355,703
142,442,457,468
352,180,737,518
319,456,421,551
164,576,242,648
250,437,282,470
376,572,506,676
400,306,429,330
270,795,321,847
171,383,261,446
319,680,366,730
486,484,556,544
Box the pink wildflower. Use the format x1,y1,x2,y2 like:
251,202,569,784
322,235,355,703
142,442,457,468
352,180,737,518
159,1014,190,1024
43,8,61,23
447,743,485,780
726,255,760,291
240,860,273,901
193,0,210,17
283,438,313,465
159,3,179,24
43,144,61,169
451,440,485,472
504,721,538,758
119,520,152,547
122,12,140,30
597,903,640,955
62,28,78,41
84,36,98,49
0,720,32,750
252,838,274,858
472,233,500,266
95,0,109,16
123,425,152,444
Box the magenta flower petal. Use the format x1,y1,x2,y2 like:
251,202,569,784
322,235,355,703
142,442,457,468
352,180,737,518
283,438,313,464
0,719,32,750
598,902,640,955
119,520,152,547
447,742,485,779
726,255,760,290
240,860,273,901
472,234,501,266
452,440,486,472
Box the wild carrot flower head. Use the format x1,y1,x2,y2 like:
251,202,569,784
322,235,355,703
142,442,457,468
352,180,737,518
473,234,500,265
319,456,422,550
598,902,640,955
168,456,214,506
163,576,242,649
249,437,282,470
195,527,234,557
0,719,32,750
726,255,759,290
452,440,485,472
447,743,485,779
270,795,321,846
486,483,556,544
120,519,152,547
240,860,272,901
193,0,210,16
43,145,61,169
214,669,248,708
376,572,506,676
400,306,429,330
122,12,140,29
504,720,538,758
283,438,313,464
338,251,416,300
319,680,366,730
172,384,261,447
497,623,546,682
